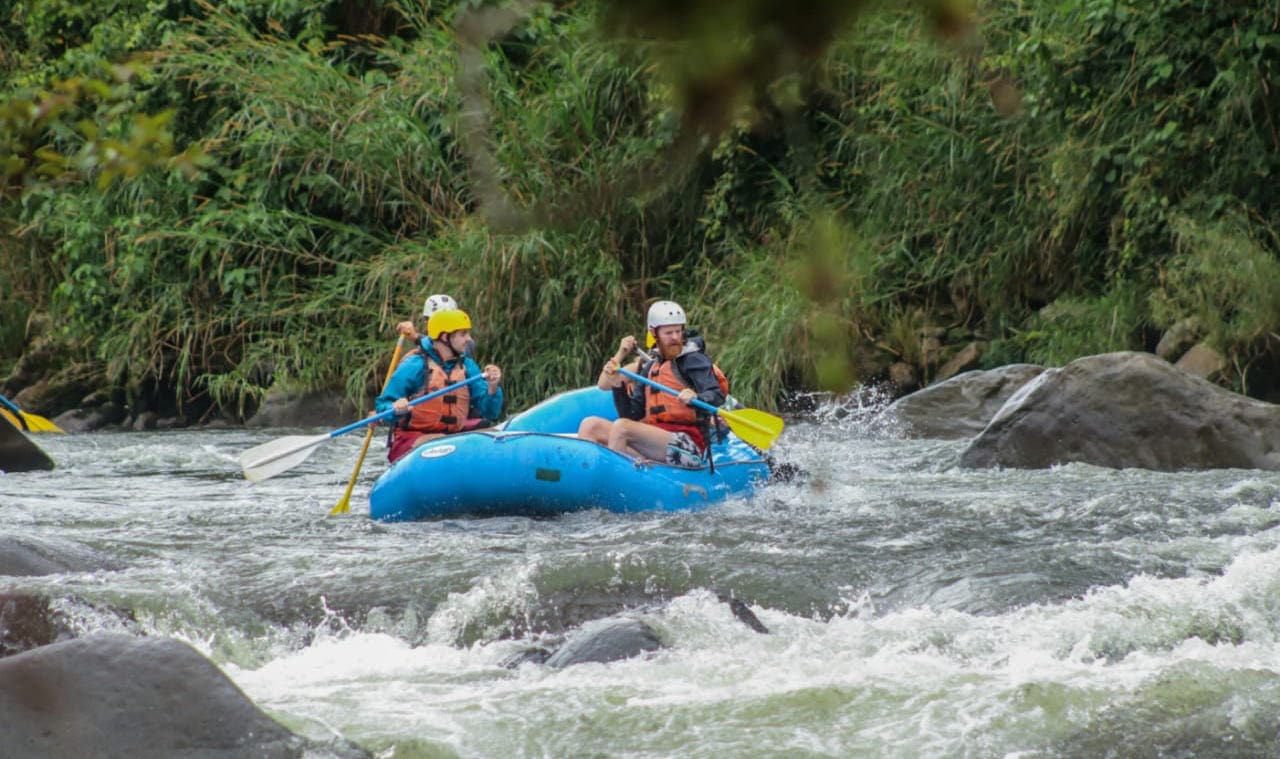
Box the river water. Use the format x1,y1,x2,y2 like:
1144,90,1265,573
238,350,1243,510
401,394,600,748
4,398,1280,758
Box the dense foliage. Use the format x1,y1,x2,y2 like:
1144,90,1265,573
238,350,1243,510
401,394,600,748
2,0,1278,422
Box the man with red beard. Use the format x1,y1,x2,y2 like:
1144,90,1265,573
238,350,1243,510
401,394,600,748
578,300,728,467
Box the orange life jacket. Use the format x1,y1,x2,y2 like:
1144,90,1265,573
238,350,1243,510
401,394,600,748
642,357,730,427
394,351,470,435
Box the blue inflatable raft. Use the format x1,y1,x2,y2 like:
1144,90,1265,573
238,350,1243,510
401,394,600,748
368,387,771,521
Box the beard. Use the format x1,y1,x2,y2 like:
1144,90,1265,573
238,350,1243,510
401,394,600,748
658,340,683,360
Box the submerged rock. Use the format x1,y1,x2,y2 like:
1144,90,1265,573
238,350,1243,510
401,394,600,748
501,594,769,669
960,351,1280,471
882,364,1045,440
0,634,370,759
0,536,120,577
0,592,70,657
717,594,769,634
0,591,143,659
544,617,662,668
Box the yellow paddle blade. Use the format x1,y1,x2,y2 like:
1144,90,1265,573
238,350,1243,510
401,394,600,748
21,411,64,433
719,407,784,450
0,405,64,433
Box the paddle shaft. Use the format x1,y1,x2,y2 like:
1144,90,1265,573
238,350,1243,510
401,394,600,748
336,371,488,435
245,373,488,471
614,366,773,437
331,337,407,514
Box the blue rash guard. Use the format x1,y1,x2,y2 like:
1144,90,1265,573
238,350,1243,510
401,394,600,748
375,339,503,423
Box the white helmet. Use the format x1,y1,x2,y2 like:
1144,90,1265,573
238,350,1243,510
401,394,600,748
422,293,458,318
646,300,686,331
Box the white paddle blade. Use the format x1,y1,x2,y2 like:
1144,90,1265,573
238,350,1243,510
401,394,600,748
239,434,328,482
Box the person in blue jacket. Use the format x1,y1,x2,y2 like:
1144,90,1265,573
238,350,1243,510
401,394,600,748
376,309,503,463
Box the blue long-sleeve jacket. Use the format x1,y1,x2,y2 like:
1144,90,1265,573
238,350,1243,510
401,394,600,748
375,340,503,422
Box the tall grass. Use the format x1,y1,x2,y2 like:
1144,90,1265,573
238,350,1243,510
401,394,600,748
4,0,1280,416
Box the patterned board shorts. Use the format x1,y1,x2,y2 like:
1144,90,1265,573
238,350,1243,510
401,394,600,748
666,431,705,469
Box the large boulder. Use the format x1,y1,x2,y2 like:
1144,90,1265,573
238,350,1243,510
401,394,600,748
959,351,1280,471
0,634,369,758
882,364,1045,440
246,389,357,429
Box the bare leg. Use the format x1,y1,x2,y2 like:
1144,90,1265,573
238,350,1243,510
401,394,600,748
606,418,672,462
576,416,613,444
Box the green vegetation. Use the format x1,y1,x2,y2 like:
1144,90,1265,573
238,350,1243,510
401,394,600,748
2,0,1279,422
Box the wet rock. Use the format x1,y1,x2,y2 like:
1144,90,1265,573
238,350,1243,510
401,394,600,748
0,592,71,657
52,402,127,433
500,594,767,669
12,370,98,420
545,618,662,668
960,351,1280,471
0,591,142,658
132,410,160,431
717,594,769,634
0,634,371,759
498,646,553,669
246,388,358,428
882,364,1044,440
0,536,120,577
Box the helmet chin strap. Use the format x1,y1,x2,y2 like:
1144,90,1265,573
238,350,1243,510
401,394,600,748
437,333,459,359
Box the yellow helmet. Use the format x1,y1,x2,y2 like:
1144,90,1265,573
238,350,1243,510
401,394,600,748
426,309,472,339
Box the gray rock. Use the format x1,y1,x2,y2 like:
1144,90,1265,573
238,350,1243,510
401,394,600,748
52,402,127,433
545,618,662,668
0,591,142,659
246,389,358,429
1175,342,1226,379
934,340,987,384
0,536,120,577
882,364,1045,440
0,634,370,759
960,351,1280,471
132,410,160,431
1155,317,1203,361
0,592,71,657
717,594,769,634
